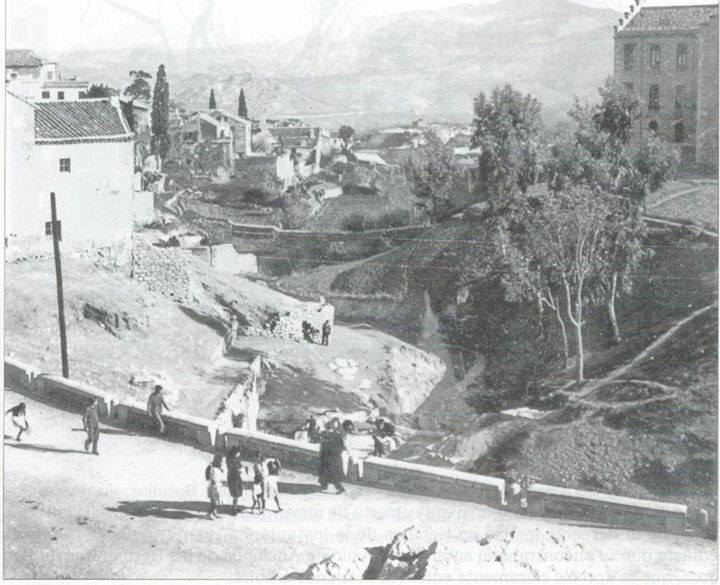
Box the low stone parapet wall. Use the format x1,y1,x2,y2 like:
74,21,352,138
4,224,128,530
3,357,701,537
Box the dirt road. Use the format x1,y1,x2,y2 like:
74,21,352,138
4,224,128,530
3,388,716,579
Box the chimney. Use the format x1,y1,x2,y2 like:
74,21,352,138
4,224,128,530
619,18,623,25
635,0,640,5
630,5,634,13
624,12,629,18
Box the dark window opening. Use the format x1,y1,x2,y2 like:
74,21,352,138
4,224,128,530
649,120,658,132
649,85,660,110
59,158,71,173
650,44,661,70
674,122,685,143
57,91,65,100
624,43,635,70
41,91,50,99
677,44,688,69
675,85,684,110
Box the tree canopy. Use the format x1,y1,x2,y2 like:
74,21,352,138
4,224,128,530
124,70,152,101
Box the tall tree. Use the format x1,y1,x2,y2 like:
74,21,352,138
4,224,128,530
238,89,248,118
404,135,456,221
338,125,355,148
209,88,217,110
472,84,543,210
151,64,170,166
86,84,115,98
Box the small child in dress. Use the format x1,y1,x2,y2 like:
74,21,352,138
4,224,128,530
251,453,266,514
264,457,283,513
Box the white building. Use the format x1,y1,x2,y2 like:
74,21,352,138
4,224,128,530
6,92,136,254
6,49,89,101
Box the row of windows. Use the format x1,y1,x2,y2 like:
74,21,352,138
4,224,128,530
624,42,688,70
40,91,86,100
624,82,691,111
648,120,686,143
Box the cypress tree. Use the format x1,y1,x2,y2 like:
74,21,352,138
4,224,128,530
238,88,248,118
151,64,170,163
209,88,217,110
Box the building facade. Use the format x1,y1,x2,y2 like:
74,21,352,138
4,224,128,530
6,49,89,102
6,93,135,254
613,2,719,167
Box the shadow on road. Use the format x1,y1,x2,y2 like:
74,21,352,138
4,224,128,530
5,441,88,455
108,500,210,520
277,482,319,495
70,427,138,436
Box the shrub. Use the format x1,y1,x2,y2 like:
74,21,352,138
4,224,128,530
342,213,375,232
376,209,412,229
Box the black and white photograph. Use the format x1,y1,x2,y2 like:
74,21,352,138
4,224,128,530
2,0,719,579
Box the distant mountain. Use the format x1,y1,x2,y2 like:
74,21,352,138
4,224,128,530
58,0,617,129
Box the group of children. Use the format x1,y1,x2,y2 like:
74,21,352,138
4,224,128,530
206,448,283,519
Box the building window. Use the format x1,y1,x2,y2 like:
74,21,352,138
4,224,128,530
677,44,688,69
47,71,53,80
59,158,71,173
649,85,660,110
649,120,658,132
650,45,661,70
624,82,634,93
41,91,50,99
57,91,65,100
674,122,685,143
624,43,635,70
675,85,685,110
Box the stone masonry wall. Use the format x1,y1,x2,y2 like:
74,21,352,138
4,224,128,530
130,239,195,303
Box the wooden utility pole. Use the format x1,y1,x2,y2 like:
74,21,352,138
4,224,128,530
50,192,69,378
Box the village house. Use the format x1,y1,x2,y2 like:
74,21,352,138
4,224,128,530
6,92,137,255
6,49,89,101
180,109,253,162
614,1,719,167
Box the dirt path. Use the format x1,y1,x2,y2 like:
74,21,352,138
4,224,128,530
4,387,715,579
565,302,718,401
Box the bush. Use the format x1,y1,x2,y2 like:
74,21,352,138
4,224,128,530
342,213,375,232
634,135,679,192
376,209,411,229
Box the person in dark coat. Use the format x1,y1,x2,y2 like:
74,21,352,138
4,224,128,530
318,425,346,494
321,320,332,346
226,446,245,515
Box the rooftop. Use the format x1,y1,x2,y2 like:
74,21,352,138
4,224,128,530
620,4,718,32
34,99,133,143
43,80,90,88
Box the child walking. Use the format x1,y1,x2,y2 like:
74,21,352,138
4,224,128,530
5,403,29,441
251,453,266,514
206,454,224,520
264,457,283,512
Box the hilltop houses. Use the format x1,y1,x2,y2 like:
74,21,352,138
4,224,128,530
6,49,89,101
614,1,719,168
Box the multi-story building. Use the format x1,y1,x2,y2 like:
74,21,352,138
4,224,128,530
613,1,718,167
6,49,89,101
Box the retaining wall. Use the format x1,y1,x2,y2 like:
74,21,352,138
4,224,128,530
3,358,697,536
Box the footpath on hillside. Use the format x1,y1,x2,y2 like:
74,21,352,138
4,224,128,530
3,387,716,580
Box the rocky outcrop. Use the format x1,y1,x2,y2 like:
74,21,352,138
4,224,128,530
130,240,196,303
379,344,446,413
284,525,611,580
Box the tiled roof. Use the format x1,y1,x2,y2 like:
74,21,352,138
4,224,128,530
34,99,133,143
622,5,718,32
6,49,45,67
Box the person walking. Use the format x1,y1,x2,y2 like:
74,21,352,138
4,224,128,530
223,313,239,355
251,453,267,514
82,398,100,455
264,457,283,512
147,385,170,434
318,423,346,494
226,447,245,515
321,320,332,346
206,454,224,519
5,403,28,442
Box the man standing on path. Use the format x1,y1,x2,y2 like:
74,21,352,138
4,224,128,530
147,385,170,434
321,320,332,347
223,312,239,355
82,398,100,455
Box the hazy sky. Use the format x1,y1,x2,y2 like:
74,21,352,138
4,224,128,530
7,0,718,55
